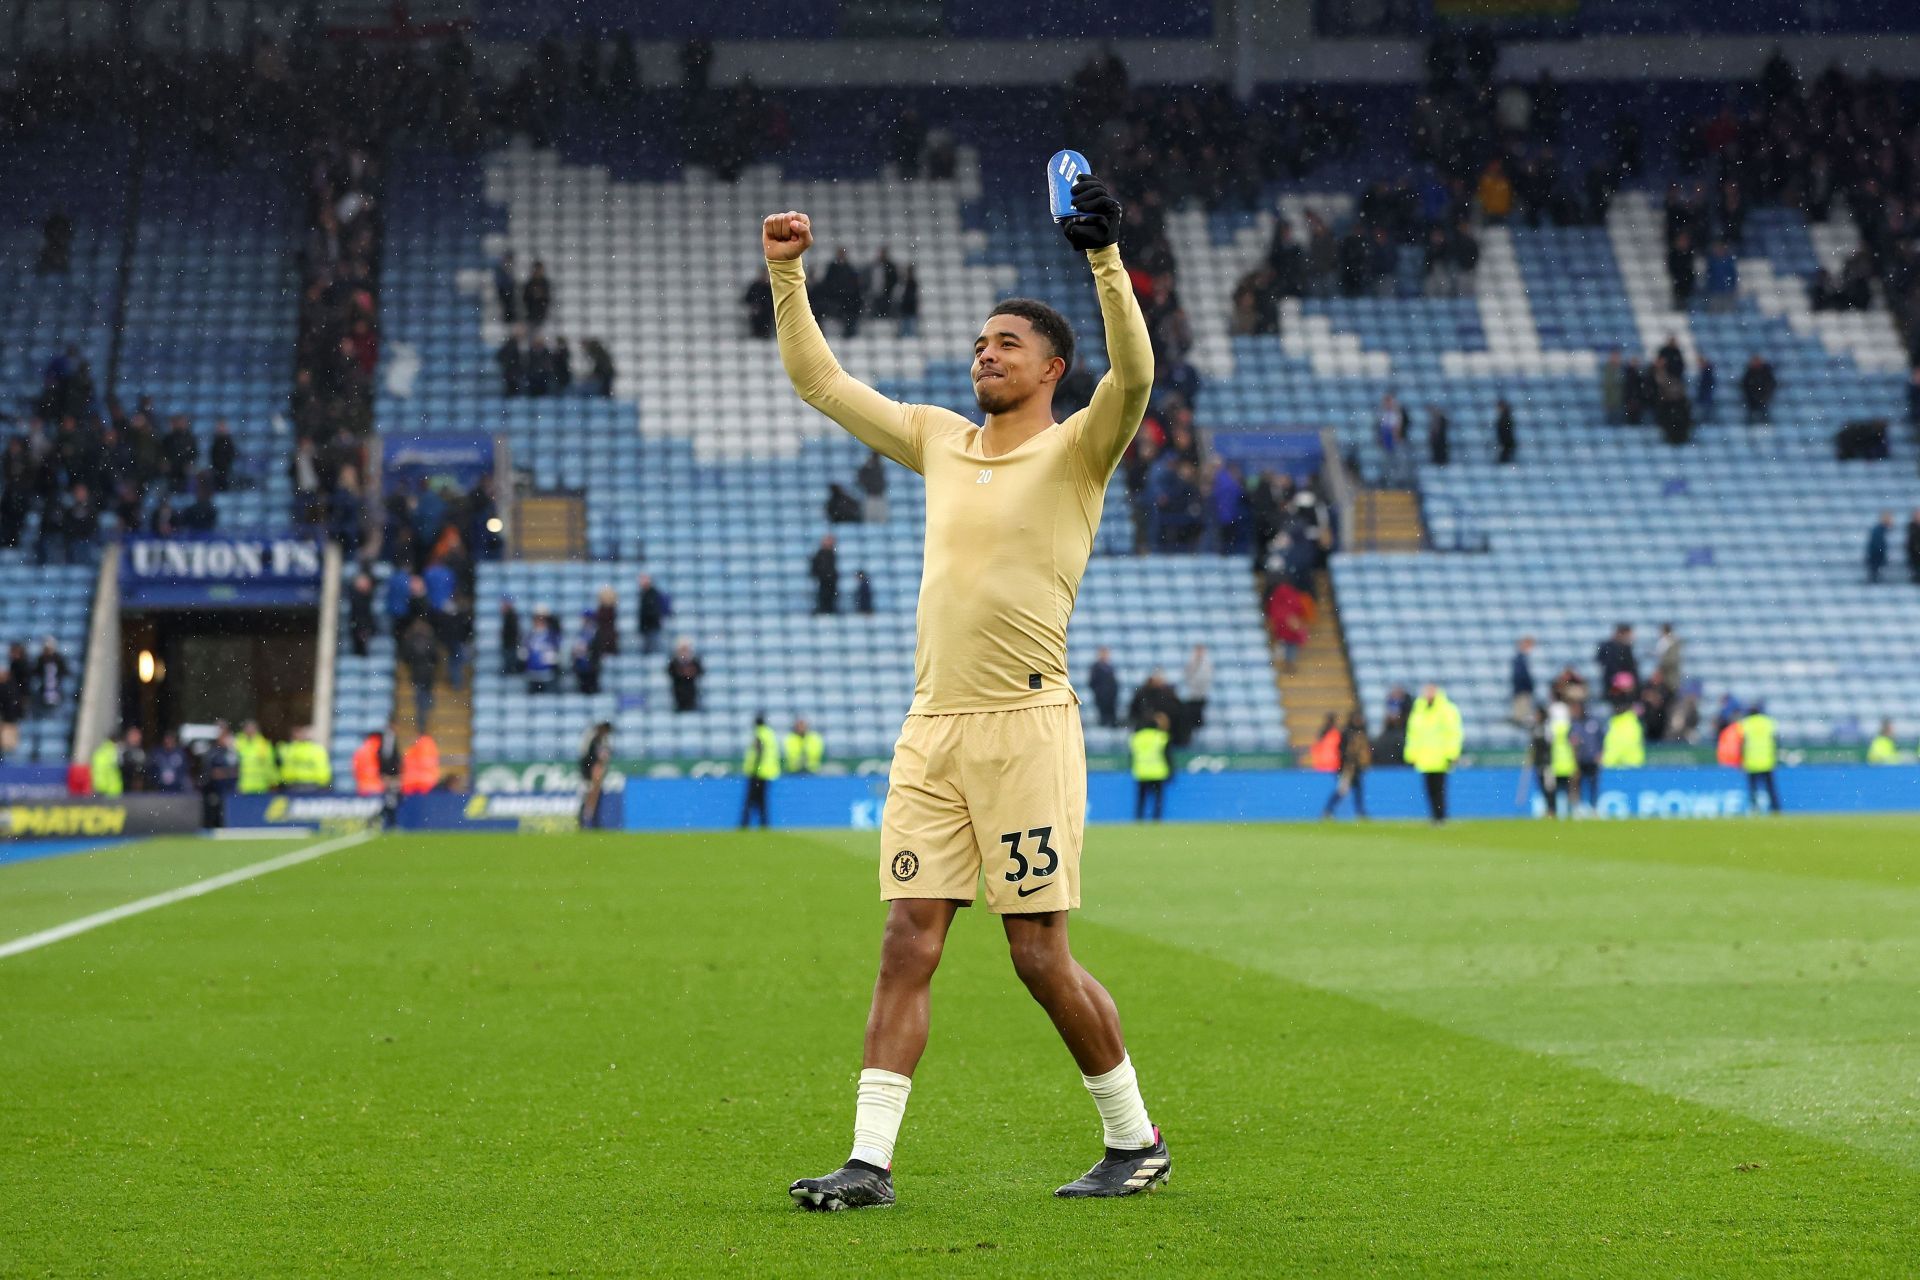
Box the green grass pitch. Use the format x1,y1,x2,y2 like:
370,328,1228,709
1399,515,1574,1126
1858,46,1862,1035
3,817,1918,1276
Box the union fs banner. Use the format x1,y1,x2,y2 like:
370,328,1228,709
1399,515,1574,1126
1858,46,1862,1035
121,535,326,608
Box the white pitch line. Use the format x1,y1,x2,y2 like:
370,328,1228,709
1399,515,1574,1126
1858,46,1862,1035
0,830,375,961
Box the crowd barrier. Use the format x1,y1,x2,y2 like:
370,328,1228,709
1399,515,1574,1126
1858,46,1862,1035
0,795,202,839
26,765,1911,838
616,763,1920,830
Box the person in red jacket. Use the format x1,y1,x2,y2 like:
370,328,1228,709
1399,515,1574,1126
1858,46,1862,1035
401,733,440,796
352,731,384,796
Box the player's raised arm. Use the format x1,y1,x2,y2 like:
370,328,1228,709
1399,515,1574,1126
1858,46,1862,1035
1060,176,1154,480
763,211,925,474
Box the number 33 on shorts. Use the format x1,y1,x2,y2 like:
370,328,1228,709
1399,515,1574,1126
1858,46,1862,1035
1000,826,1059,900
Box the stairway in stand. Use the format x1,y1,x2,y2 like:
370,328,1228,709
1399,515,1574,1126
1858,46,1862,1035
516,493,587,560
391,663,473,789
1352,489,1426,552
1272,571,1360,754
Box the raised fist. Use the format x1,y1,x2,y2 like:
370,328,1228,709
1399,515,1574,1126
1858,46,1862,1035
763,210,814,262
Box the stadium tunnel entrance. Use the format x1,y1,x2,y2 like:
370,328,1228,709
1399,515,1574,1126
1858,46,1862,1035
118,609,316,744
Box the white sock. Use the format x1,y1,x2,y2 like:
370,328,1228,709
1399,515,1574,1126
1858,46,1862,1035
1082,1054,1156,1150
848,1068,912,1169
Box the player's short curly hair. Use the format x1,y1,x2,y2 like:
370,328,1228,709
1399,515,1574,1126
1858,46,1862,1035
987,298,1075,375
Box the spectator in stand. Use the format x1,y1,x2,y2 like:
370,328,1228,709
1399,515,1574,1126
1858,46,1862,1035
499,598,524,674
1654,622,1685,688
1088,646,1119,729
1703,240,1739,311
741,275,775,339
854,569,875,614
1493,397,1517,464
436,599,472,693
0,664,20,760
1266,578,1310,670
1509,634,1536,725
1376,393,1409,481
1426,405,1450,466
825,482,861,524
857,449,889,523
525,607,560,692
496,326,527,395
1622,356,1649,425
348,572,377,656
1741,354,1777,424
1695,353,1717,423
637,574,669,654
1596,623,1638,697
162,416,198,493
328,467,363,556
593,586,619,658
402,618,439,728
810,534,839,615
571,610,602,695
523,260,553,329
1667,231,1697,310
1865,511,1893,583
582,338,617,394
1126,670,1182,733
667,639,704,713
1180,644,1212,744
209,420,237,491
1655,334,1686,384
1907,509,1920,584
494,252,519,322
864,247,899,321
818,247,863,338
896,266,919,338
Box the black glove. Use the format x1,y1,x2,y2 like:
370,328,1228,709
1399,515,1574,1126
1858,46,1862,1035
1061,174,1122,252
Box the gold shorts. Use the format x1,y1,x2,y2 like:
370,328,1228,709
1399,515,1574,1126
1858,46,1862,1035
880,704,1085,914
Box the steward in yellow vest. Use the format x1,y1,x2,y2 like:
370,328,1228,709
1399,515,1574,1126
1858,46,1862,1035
1739,705,1782,814
783,720,825,774
1131,715,1171,822
90,736,123,796
741,717,779,829
1601,709,1645,768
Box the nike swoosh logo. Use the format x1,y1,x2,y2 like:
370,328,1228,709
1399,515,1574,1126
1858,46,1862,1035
1016,883,1050,897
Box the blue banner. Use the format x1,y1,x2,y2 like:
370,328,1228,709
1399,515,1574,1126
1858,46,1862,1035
121,535,325,609
1208,430,1324,482
382,434,495,498
619,764,1920,831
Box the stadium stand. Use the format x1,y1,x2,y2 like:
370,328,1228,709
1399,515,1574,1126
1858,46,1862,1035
376,139,1291,767
1183,208,1903,740
120,146,297,532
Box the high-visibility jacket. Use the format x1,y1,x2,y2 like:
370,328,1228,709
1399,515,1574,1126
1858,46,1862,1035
1549,721,1577,778
1715,722,1743,767
303,741,333,790
236,732,278,793
352,736,383,794
782,730,824,774
744,726,781,781
1866,734,1899,765
401,735,441,795
1130,726,1171,782
1740,714,1778,773
1405,693,1463,774
1601,711,1645,768
279,741,314,787
90,741,123,796
1308,728,1342,772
